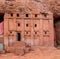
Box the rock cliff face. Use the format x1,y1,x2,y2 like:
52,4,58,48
45,0,60,18
47,0,60,45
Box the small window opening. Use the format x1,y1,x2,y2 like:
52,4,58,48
44,31,47,34
35,14,38,17
35,32,37,34
10,31,12,33
26,24,28,27
35,24,37,27
18,23,20,26
11,13,13,17
17,14,19,17
26,32,28,34
26,14,29,17
44,14,47,17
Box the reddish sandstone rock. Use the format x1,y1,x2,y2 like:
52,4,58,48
12,41,26,48
14,48,25,56
5,46,15,53
5,41,32,55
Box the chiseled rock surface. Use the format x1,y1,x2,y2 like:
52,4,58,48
0,46,60,59
44,0,60,17
5,41,31,55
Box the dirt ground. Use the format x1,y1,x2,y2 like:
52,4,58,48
0,46,60,59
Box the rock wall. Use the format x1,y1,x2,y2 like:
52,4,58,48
45,0,60,18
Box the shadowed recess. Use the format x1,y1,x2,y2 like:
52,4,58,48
54,16,60,46
0,13,4,23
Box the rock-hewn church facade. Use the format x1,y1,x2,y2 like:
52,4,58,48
0,0,54,47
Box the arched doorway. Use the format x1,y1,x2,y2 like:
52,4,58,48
54,16,60,47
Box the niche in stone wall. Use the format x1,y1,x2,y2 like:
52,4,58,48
24,31,31,36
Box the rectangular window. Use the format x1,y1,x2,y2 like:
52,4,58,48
35,24,37,27
18,23,20,26
17,14,19,17
11,13,13,17
35,14,38,17
26,14,29,17
26,24,29,27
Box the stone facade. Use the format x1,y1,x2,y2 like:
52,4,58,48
0,0,54,47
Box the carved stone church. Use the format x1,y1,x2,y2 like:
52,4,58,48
0,0,54,48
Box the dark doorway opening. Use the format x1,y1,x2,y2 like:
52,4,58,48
17,33,21,41
0,13,4,23
54,16,60,47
